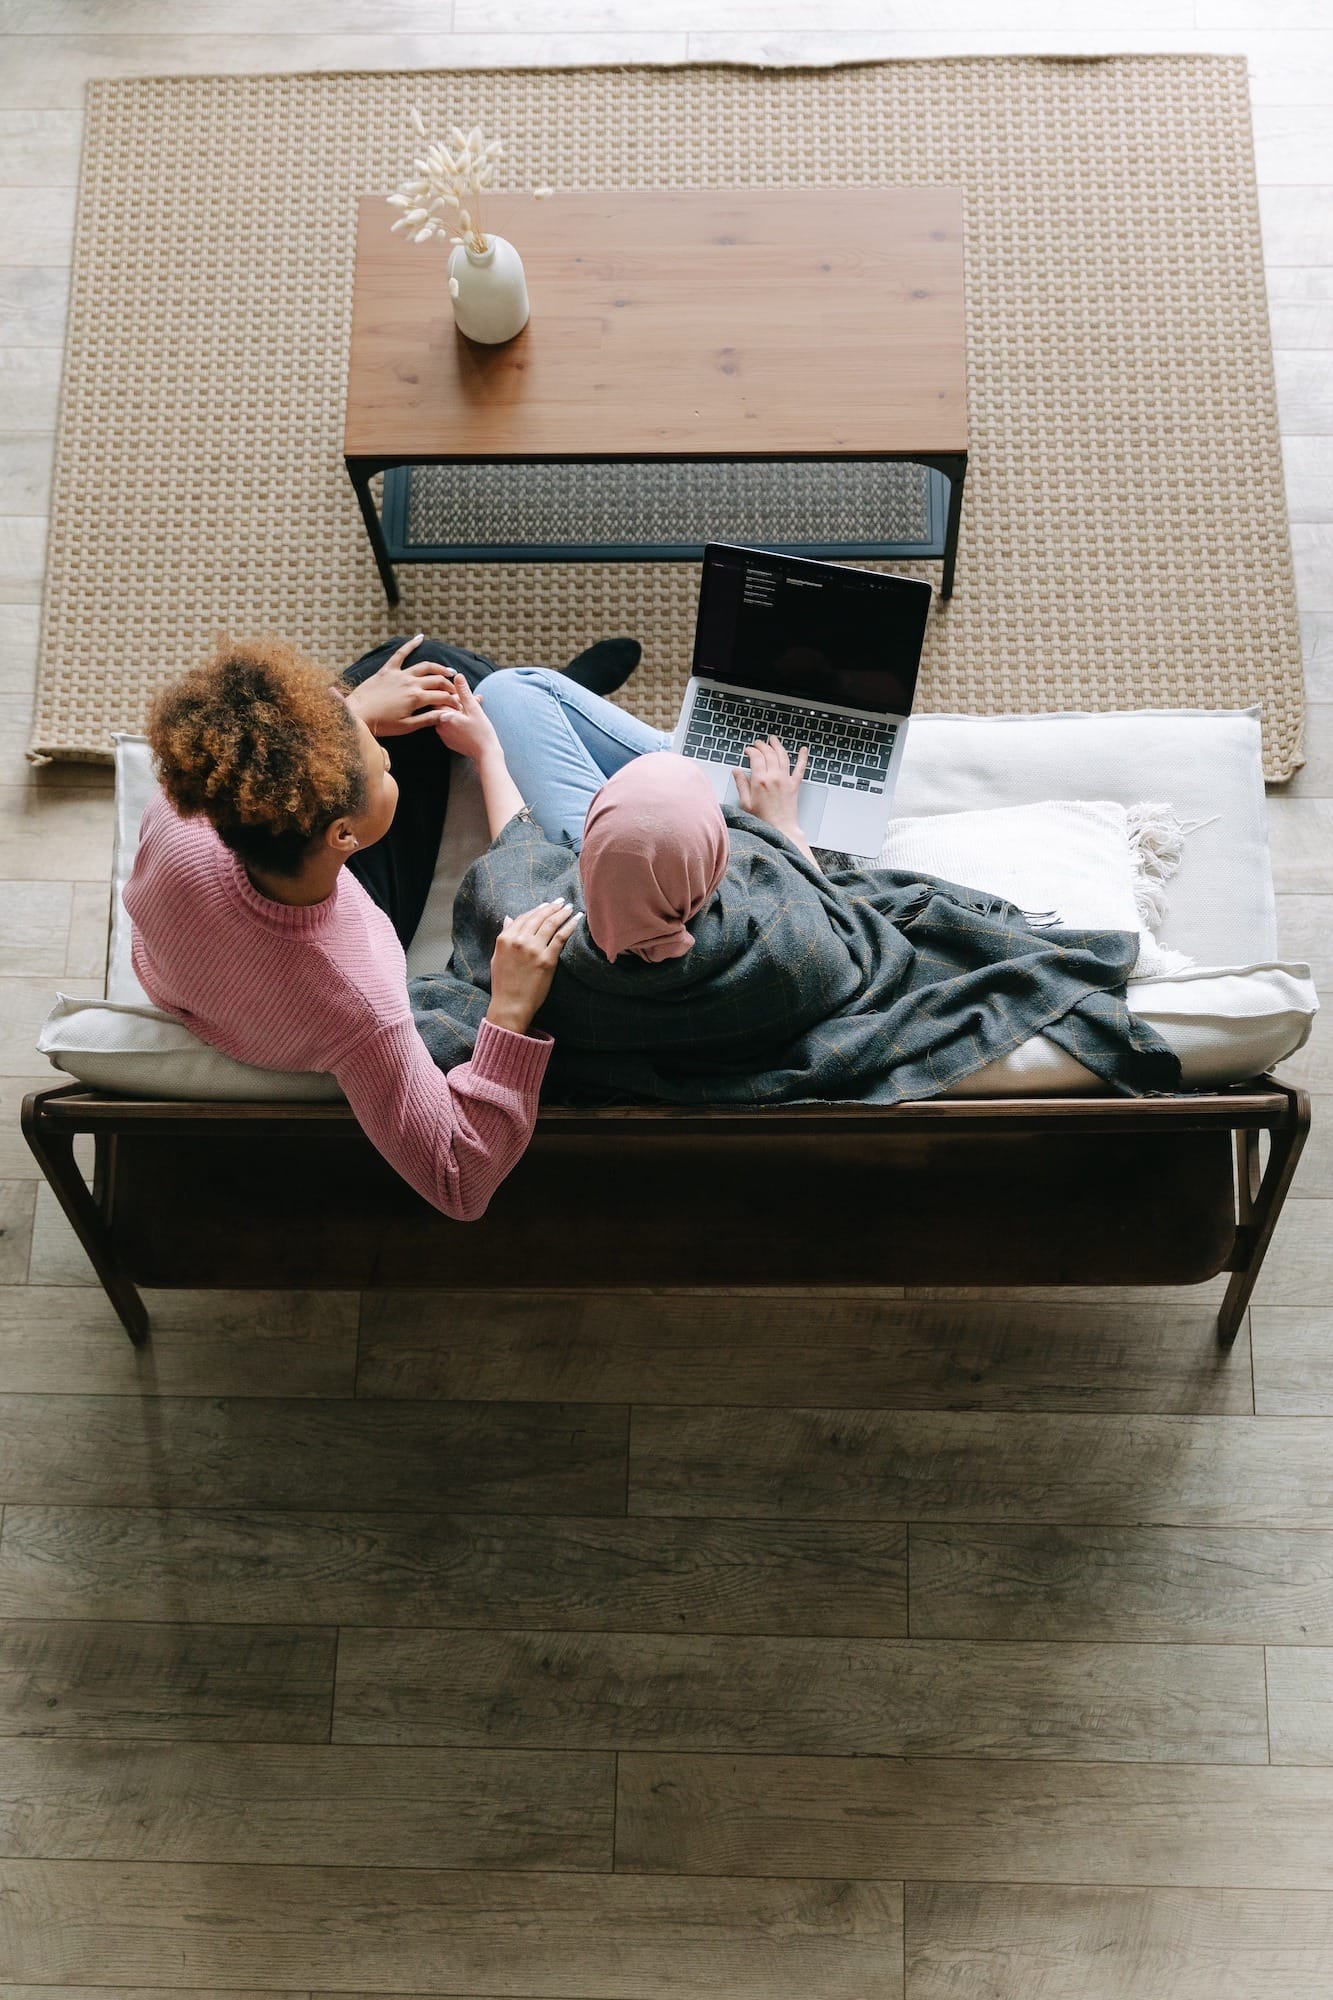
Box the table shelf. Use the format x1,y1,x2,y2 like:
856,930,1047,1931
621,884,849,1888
377,459,949,565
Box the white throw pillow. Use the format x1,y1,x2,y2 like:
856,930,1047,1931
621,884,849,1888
892,706,1274,965
876,798,1192,981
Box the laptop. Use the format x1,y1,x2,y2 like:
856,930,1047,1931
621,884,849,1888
672,542,934,859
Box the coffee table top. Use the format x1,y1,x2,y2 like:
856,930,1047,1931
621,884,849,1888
345,188,967,463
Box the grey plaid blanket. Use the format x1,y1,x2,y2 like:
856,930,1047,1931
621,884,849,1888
410,811,1182,1104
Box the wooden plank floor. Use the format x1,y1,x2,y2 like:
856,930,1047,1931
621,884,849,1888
1,4,1331,1995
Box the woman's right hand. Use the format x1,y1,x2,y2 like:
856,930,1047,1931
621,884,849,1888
733,736,809,835
733,736,821,870
485,899,581,1035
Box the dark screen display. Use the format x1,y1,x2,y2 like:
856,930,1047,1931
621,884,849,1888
693,544,931,714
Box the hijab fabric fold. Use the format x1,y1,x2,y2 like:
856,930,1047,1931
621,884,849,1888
579,752,729,963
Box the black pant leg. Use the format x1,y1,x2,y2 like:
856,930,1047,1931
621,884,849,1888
341,637,498,951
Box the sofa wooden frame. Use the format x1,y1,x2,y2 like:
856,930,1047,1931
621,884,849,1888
22,1077,1309,1351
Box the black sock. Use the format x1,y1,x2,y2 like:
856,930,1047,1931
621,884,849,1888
561,637,642,697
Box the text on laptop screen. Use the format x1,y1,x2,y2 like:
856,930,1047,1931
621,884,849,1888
693,547,929,714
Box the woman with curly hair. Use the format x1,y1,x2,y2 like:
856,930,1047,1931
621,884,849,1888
124,629,639,1218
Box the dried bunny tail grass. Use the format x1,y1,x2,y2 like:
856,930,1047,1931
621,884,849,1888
387,113,549,255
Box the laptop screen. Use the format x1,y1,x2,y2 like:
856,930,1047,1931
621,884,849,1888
692,543,931,716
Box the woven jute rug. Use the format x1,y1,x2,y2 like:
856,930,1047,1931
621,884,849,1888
32,55,1305,777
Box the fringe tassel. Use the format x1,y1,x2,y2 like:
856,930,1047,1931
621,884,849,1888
1126,802,1187,930
1126,802,1213,983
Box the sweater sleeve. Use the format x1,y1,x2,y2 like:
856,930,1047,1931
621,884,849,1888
334,1013,552,1221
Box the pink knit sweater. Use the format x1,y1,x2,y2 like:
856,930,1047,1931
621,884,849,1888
123,792,552,1219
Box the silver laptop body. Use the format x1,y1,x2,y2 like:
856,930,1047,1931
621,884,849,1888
672,542,933,859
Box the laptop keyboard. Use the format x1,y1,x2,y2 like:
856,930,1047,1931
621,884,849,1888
683,685,898,793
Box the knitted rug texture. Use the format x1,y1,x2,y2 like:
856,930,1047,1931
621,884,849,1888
31,55,1305,777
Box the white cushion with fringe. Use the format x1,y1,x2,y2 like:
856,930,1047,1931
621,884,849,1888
876,797,1195,981
892,705,1275,964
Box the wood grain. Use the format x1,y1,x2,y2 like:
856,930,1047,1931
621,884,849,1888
628,1410,1333,1525
0,1860,903,1996
0,1508,908,1635
909,1526,1333,1643
0,268,68,347
356,1293,1252,1413
0,435,52,517
0,1181,33,1287
332,1627,1266,1763
0,1619,335,1741
346,188,967,458
0,880,66,976
0,1990,294,2000
0,1740,613,1870
904,1882,1333,1999
0,1395,628,1511
0,1287,359,1398
0,107,80,183
1267,1648,1333,1764
1279,720,1333,801
1251,1308,1333,1413
616,1752,1333,1886
0,794,111,886
0,183,70,268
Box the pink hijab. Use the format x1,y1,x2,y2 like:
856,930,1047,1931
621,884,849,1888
579,753,729,964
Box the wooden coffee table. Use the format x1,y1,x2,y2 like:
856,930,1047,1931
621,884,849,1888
344,187,968,605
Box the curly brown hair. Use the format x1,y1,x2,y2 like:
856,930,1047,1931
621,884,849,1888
147,636,367,877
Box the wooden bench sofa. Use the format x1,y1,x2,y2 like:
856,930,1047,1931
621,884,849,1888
24,708,1312,1351
23,1077,1309,1349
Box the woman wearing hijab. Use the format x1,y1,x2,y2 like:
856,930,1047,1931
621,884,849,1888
413,667,1180,1107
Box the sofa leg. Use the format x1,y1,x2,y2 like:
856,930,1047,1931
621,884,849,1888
21,1095,149,1345
1216,1085,1310,1350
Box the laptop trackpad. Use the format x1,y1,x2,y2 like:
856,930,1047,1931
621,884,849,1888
723,773,827,842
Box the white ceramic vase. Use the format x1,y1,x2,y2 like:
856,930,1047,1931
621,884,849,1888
448,234,530,344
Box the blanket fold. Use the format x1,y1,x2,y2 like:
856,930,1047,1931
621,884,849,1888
410,811,1182,1104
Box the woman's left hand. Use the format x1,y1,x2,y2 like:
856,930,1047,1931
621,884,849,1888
434,668,503,765
344,635,459,738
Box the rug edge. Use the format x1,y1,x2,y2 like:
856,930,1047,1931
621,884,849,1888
82,49,1251,102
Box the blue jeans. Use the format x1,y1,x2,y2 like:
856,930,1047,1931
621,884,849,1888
479,666,671,848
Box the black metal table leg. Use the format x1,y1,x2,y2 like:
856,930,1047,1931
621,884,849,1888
940,452,967,598
346,457,400,607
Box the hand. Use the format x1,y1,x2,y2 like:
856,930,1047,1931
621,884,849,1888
434,668,503,765
486,899,581,1035
732,736,809,834
344,636,463,738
